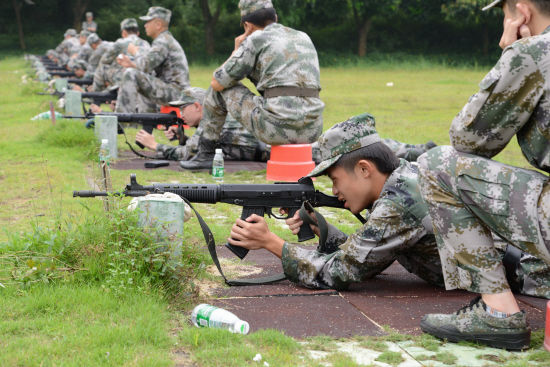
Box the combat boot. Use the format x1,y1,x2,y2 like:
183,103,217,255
179,138,217,170
420,296,531,350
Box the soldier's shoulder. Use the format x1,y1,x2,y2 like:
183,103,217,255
505,32,550,63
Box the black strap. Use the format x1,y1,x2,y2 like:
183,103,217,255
182,198,286,286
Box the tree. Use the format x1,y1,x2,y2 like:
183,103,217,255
12,0,34,50
199,0,221,55
348,0,400,56
72,0,90,31
442,0,501,56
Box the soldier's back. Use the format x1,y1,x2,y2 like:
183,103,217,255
150,31,189,88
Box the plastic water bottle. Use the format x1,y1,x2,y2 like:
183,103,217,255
99,139,111,166
191,304,249,335
212,148,224,183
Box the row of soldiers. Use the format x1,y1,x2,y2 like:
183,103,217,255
44,0,550,351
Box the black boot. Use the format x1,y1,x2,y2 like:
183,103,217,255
179,139,217,170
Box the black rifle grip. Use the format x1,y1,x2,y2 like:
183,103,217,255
288,207,316,242
136,124,154,149
225,207,265,260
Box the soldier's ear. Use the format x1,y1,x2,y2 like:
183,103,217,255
356,159,373,178
516,2,532,24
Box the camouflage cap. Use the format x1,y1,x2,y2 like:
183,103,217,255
120,18,138,31
169,87,207,107
239,0,274,17
87,33,101,45
139,6,171,24
86,12,93,17
71,59,87,71
482,0,503,11
64,28,77,37
79,30,90,38
307,113,381,177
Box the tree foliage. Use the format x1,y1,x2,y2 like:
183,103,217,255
0,0,504,63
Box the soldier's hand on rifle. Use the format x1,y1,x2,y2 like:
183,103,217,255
164,126,178,140
282,209,321,238
229,214,284,258
90,104,102,113
135,130,158,150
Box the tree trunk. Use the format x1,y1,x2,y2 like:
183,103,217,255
482,24,489,57
72,0,90,31
12,0,26,50
357,18,372,57
200,0,221,55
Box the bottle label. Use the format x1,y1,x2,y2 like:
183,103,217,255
212,166,224,179
196,304,218,327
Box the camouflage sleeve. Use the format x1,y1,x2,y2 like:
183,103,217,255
450,46,544,158
281,200,425,290
135,37,168,74
213,38,256,89
155,143,190,161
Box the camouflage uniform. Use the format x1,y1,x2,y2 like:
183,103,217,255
418,27,550,295
158,87,267,161
191,0,323,154
156,115,268,162
382,139,436,162
87,38,113,75
94,20,150,92
281,114,550,298
115,7,190,114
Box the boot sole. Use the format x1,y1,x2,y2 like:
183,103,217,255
420,319,530,350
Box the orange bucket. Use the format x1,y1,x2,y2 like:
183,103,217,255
160,106,189,129
545,301,550,352
266,144,315,182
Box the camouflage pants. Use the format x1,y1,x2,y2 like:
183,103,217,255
115,68,181,113
93,63,124,92
200,84,323,146
418,145,550,294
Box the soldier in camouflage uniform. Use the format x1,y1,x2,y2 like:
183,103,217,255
82,12,97,33
115,7,190,114
180,0,324,170
93,18,150,92
227,114,550,299
135,87,269,162
86,34,113,77
51,29,80,67
417,0,550,350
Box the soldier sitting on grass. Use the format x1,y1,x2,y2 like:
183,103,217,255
227,114,550,302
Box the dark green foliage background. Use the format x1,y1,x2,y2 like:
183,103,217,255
1,0,503,65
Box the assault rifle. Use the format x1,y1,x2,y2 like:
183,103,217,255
36,88,118,106
67,78,93,86
63,111,188,147
73,174,363,260
48,70,76,77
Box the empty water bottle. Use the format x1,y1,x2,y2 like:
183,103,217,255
99,139,111,165
191,304,249,335
212,148,224,183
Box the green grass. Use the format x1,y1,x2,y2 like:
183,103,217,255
0,56,540,366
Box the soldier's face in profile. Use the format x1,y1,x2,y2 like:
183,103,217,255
181,102,202,127
327,164,372,214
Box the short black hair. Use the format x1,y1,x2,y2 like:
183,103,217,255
241,7,277,27
124,26,139,34
506,0,550,15
333,142,400,175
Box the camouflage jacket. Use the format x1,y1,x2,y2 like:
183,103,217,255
281,159,443,290
82,21,97,32
134,30,189,89
450,26,550,173
213,22,324,127
88,42,113,73
100,34,150,66
156,114,259,161
76,43,93,63
56,38,80,58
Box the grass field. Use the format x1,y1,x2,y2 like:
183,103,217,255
0,56,540,366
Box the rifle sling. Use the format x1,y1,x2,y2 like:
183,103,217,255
299,202,329,250
181,197,287,286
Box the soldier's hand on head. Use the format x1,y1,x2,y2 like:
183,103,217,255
234,22,254,52
499,7,532,49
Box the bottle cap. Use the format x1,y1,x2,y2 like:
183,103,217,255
215,148,223,154
234,320,249,335
101,139,108,144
